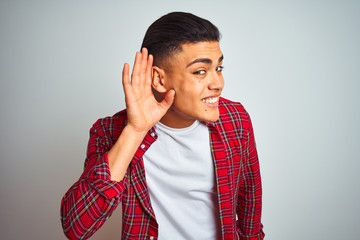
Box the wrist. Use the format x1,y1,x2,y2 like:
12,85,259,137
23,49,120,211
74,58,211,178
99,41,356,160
107,124,149,181
123,124,149,140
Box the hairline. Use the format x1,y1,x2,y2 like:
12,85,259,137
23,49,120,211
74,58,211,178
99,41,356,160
154,40,220,71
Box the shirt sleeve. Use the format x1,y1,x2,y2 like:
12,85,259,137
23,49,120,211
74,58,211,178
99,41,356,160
236,112,265,240
60,119,129,240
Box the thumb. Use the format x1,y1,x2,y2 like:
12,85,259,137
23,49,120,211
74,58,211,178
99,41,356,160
159,89,175,111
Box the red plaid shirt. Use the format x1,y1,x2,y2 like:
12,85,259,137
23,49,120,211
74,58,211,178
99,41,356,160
61,98,264,240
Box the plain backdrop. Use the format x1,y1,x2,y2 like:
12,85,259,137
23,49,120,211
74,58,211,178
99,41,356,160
1,0,359,239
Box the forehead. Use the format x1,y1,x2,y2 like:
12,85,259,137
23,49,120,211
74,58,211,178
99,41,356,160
172,41,222,65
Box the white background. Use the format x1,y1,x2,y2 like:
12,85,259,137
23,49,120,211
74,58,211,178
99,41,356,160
1,0,359,239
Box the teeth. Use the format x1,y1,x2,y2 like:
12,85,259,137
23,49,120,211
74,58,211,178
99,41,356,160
202,97,218,104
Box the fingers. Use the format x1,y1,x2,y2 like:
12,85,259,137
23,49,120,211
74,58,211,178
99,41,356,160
122,63,130,87
131,48,151,87
131,52,141,84
140,48,148,75
159,89,175,111
122,63,133,98
145,54,153,86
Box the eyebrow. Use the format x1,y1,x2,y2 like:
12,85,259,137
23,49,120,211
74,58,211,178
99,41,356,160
186,55,224,68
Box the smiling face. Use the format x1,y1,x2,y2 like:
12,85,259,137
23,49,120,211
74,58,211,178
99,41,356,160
154,41,224,128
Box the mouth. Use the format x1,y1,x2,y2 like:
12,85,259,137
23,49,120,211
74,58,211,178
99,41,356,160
201,96,220,107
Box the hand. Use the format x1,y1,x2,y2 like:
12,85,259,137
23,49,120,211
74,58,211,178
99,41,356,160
122,48,175,133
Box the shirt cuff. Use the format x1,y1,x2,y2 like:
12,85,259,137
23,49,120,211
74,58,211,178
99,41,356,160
237,227,265,240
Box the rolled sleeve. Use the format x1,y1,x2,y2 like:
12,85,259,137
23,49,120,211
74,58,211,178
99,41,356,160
87,153,129,199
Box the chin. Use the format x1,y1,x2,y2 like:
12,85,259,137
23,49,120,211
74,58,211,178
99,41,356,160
200,111,220,123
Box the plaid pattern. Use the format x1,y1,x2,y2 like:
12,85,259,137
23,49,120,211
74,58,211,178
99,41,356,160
61,98,264,240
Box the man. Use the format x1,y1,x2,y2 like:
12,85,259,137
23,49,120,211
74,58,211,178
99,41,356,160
61,12,264,240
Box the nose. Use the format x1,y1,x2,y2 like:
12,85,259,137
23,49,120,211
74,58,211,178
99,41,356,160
208,71,224,91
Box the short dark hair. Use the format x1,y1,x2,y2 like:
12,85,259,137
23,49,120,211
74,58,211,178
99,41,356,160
141,12,221,67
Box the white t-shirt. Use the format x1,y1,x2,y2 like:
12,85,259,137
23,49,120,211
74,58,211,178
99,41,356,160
143,121,221,240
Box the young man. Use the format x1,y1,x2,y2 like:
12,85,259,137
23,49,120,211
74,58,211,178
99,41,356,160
61,12,264,240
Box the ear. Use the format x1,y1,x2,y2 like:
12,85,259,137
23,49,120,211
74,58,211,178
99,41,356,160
151,66,168,93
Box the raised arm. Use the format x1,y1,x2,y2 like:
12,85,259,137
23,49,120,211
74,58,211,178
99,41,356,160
60,48,174,239
108,48,175,181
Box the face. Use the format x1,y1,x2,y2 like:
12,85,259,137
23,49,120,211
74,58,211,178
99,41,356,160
158,41,224,128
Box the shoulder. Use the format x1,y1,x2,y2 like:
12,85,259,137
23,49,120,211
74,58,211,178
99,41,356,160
219,97,247,114
90,109,128,138
217,97,252,131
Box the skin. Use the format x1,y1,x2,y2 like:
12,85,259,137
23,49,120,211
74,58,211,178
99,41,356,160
153,41,224,128
107,41,224,181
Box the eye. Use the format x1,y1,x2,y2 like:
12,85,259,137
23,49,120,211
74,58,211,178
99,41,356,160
194,70,206,75
216,66,224,72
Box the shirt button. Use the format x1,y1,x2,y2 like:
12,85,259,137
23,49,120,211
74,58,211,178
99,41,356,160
149,237,154,240
150,132,155,137
140,144,145,149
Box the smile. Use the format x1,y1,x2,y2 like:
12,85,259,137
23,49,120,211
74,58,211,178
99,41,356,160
202,96,219,104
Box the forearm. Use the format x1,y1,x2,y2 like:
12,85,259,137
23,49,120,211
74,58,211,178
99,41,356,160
107,125,147,181
237,115,264,239
237,178,263,240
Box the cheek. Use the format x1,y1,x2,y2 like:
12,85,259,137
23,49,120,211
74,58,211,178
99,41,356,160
173,88,202,113
169,75,204,103
174,92,195,108
175,89,202,109
176,81,203,98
